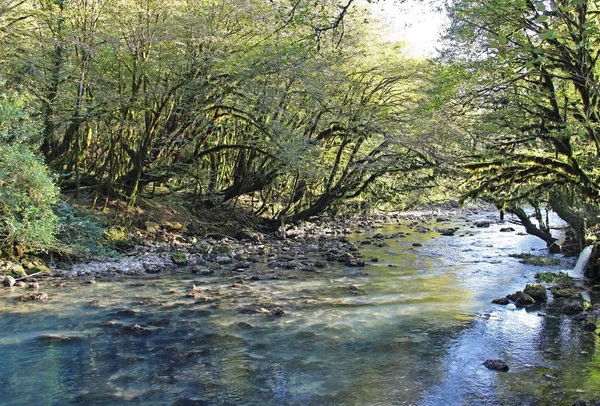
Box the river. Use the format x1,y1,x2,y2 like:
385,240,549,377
1,212,599,405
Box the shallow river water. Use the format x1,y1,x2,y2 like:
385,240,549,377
1,212,599,405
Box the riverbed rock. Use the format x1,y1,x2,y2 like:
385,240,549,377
483,359,509,372
515,293,536,307
562,300,584,315
500,227,515,232
475,221,491,228
583,322,597,332
3,275,16,287
171,253,188,265
40,334,82,343
524,283,548,302
492,297,510,305
19,292,48,301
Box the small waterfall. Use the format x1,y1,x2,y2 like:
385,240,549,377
568,245,594,278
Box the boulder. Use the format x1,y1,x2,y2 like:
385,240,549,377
3,275,16,287
492,297,510,305
500,227,515,232
515,293,536,307
475,221,491,228
524,283,548,302
483,359,509,371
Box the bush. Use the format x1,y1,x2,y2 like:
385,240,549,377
0,86,58,256
53,201,118,258
0,143,58,256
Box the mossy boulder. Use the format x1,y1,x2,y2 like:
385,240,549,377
210,243,232,259
523,283,548,302
9,264,26,278
28,264,51,275
171,253,188,266
549,286,579,299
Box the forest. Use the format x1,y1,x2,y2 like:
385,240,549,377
1,0,600,277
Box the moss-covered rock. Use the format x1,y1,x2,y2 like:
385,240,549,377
171,253,188,266
524,283,548,302
28,264,51,275
9,264,26,278
210,243,232,259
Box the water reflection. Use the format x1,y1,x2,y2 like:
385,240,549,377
0,213,597,405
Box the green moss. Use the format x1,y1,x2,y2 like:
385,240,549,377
535,271,571,284
510,253,561,266
171,253,187,265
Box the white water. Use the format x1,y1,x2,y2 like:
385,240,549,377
568,245,593,278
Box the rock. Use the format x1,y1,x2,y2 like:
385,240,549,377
572,401,587,406
506,291,521,302
29,282,39,290
3,275,16,287
271,307,285,317
349,285,362,294
550,287,578,299
500,227,515,232
515,293,536,307
475,221,491,228
524,283,548,302
19,292,48,301
583,322,597,332
370,257,379,262
129,324,151,333
412,243,423,247
143,262,163,274
14,281,26,288
562,300,584,315
483,359,509,372
29,264,51,275
492,297,510,305
40,334,82,342
171,253,188,265
10,264,26,278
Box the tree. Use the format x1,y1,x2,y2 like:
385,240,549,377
444,0,600,253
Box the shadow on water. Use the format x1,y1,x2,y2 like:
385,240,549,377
0,211,598,405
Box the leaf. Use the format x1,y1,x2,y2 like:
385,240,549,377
539,29,556,40
535,1,546,11
535,14,549,23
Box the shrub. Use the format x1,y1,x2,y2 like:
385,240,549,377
0,143,58,256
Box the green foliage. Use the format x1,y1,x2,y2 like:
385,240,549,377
509,253,561,266
535,271,571,284
0,143,58,256
53,201,117,258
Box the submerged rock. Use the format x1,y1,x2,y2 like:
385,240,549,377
483,359,509,372
500,227,515,232
475,221,491,228
19,292,48,301
40,334,82,343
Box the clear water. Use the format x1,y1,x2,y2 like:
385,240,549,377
1,213,599,405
